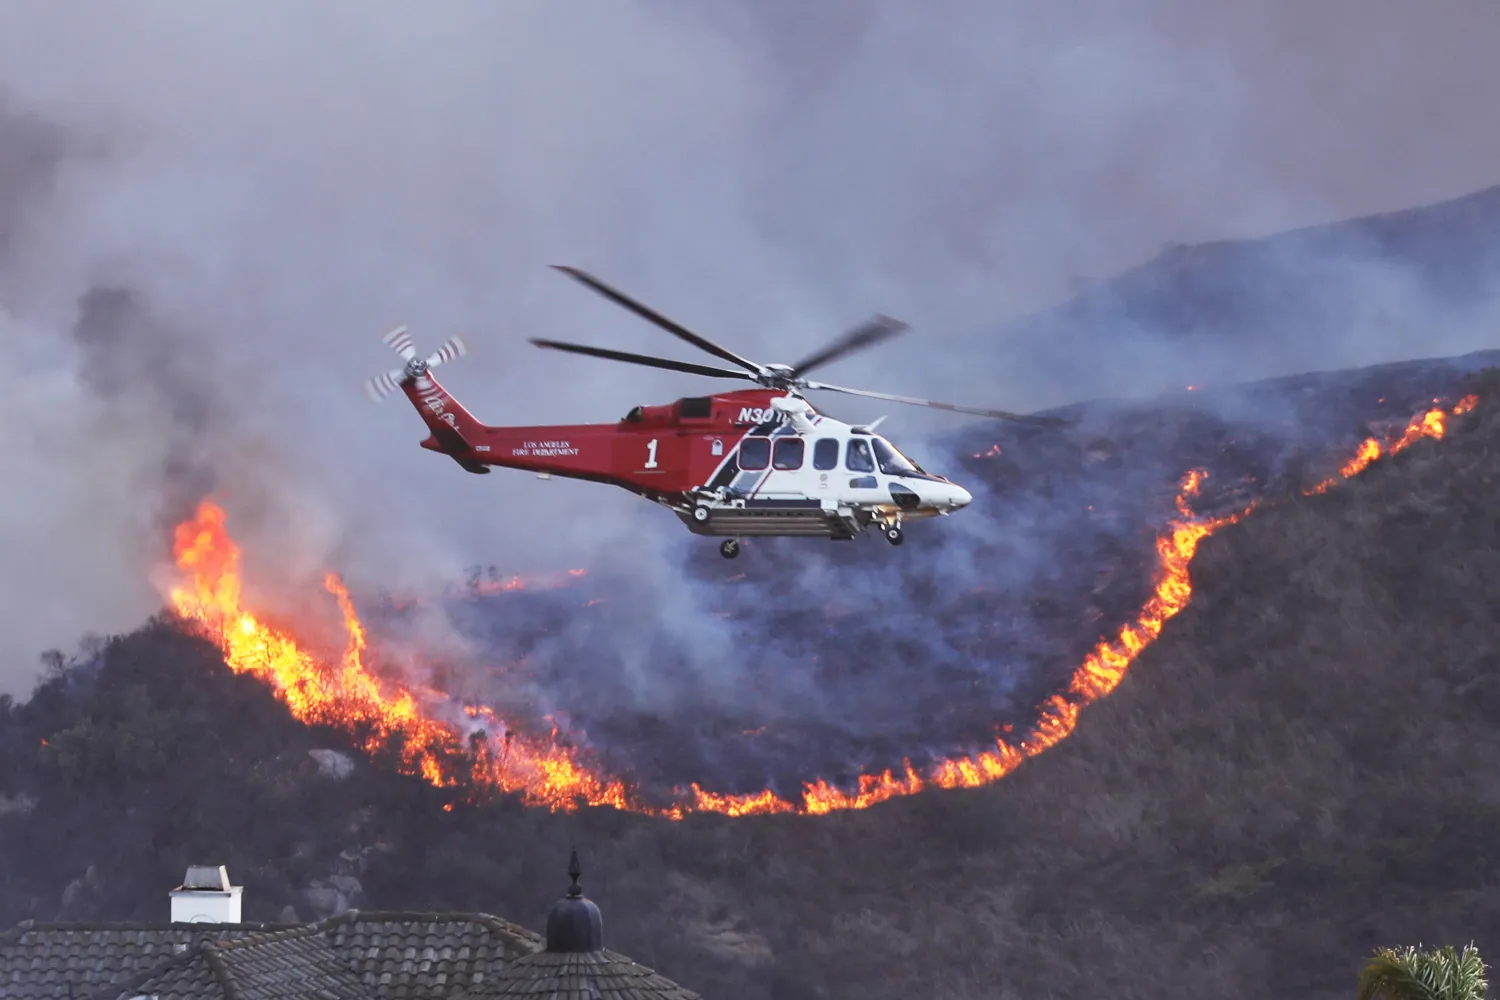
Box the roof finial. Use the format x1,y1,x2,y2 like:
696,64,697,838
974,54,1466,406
545,847,603,952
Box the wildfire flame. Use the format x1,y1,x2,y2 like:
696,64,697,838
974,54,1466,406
164,394,1480,818
462,568,588,597
168,505,634,810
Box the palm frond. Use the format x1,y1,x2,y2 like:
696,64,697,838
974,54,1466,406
1358,943,1488,1000
1360,947,1430,1000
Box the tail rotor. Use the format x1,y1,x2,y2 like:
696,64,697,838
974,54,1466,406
384,324,418,362
365,325,468,402
426,336,466,367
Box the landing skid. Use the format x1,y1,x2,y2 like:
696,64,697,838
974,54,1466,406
709,517,904,558
676,496,863,540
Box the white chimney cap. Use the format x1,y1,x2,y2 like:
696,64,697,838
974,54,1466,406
179,865,231,891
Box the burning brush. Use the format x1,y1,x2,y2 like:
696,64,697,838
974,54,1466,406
162,394,1480,818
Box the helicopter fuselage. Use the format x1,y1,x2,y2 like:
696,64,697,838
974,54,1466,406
400,375,971,554
365,265,1066,558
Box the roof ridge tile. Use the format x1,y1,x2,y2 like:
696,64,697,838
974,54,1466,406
201,939,245,1000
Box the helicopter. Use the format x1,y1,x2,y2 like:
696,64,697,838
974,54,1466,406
364,266,1069,559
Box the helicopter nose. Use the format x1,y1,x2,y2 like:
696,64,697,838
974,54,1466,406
950,485,972,508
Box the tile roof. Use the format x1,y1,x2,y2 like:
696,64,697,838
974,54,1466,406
0,920,292,1000
99,948,223,1000
1,910,547,1000
101,924,371,1000
323,911,544,999
458,949,705,999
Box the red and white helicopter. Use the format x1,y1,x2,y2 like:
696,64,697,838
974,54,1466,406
365,266,1069,559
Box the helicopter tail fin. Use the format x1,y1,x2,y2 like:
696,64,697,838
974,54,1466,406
403,373,497,474
364,326,491,471
401,370,486,450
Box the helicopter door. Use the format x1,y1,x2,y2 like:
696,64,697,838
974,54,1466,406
841,437,884,504
811,437,839,491
758,435,808,499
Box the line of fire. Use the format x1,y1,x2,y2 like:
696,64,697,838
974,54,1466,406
163,390,1481,818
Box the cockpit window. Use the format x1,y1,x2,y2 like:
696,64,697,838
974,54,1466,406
872,437,923,475
845,438,875,472
623,406,644,423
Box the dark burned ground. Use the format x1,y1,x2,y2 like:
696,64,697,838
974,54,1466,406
7,363,1500,1000
384,348,1500,803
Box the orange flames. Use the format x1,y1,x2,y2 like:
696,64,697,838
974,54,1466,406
1304,396,1473,488
168,505,634,810
164,394,1480,818
461,568,589,597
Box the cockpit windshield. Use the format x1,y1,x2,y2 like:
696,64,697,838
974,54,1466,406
871,437,924,475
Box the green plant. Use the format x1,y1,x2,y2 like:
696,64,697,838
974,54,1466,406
1357,944,1488,1000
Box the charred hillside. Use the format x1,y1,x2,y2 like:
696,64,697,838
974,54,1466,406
4,368,1500,999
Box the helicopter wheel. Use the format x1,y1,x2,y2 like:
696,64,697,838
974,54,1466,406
885,526,904,546
719,538,740,559
693,504,711,523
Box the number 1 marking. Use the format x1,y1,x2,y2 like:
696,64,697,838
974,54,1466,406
644,438,659,469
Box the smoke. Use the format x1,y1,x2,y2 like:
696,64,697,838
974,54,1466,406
1,1,1499,700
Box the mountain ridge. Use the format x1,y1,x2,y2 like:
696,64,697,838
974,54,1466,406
976,182,1500,409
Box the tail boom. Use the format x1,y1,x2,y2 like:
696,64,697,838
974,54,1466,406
399,372,629,483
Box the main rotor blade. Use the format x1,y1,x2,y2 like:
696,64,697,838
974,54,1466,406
530,338,758,381
802,380,1073,427
551,266,764,375
789,314,909,378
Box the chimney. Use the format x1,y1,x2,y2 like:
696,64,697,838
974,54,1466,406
169,865,243,924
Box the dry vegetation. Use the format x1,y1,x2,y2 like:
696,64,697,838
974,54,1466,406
6,374,1500,999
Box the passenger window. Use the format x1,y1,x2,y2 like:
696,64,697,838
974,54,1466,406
813,438,839,470
738,437,770,471
845,438,875,472
772,438,804,470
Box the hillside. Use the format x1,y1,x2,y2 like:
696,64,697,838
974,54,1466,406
3,367,1499,999
976,183,1500,406
421,346,1500,805
8,182,1500,998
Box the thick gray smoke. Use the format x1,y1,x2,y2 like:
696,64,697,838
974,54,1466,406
1,1,1499,697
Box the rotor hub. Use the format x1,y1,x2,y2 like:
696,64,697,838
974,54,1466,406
405,357,429,378
754,372,803,391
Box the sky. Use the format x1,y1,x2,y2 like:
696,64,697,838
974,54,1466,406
1,0,1499,695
